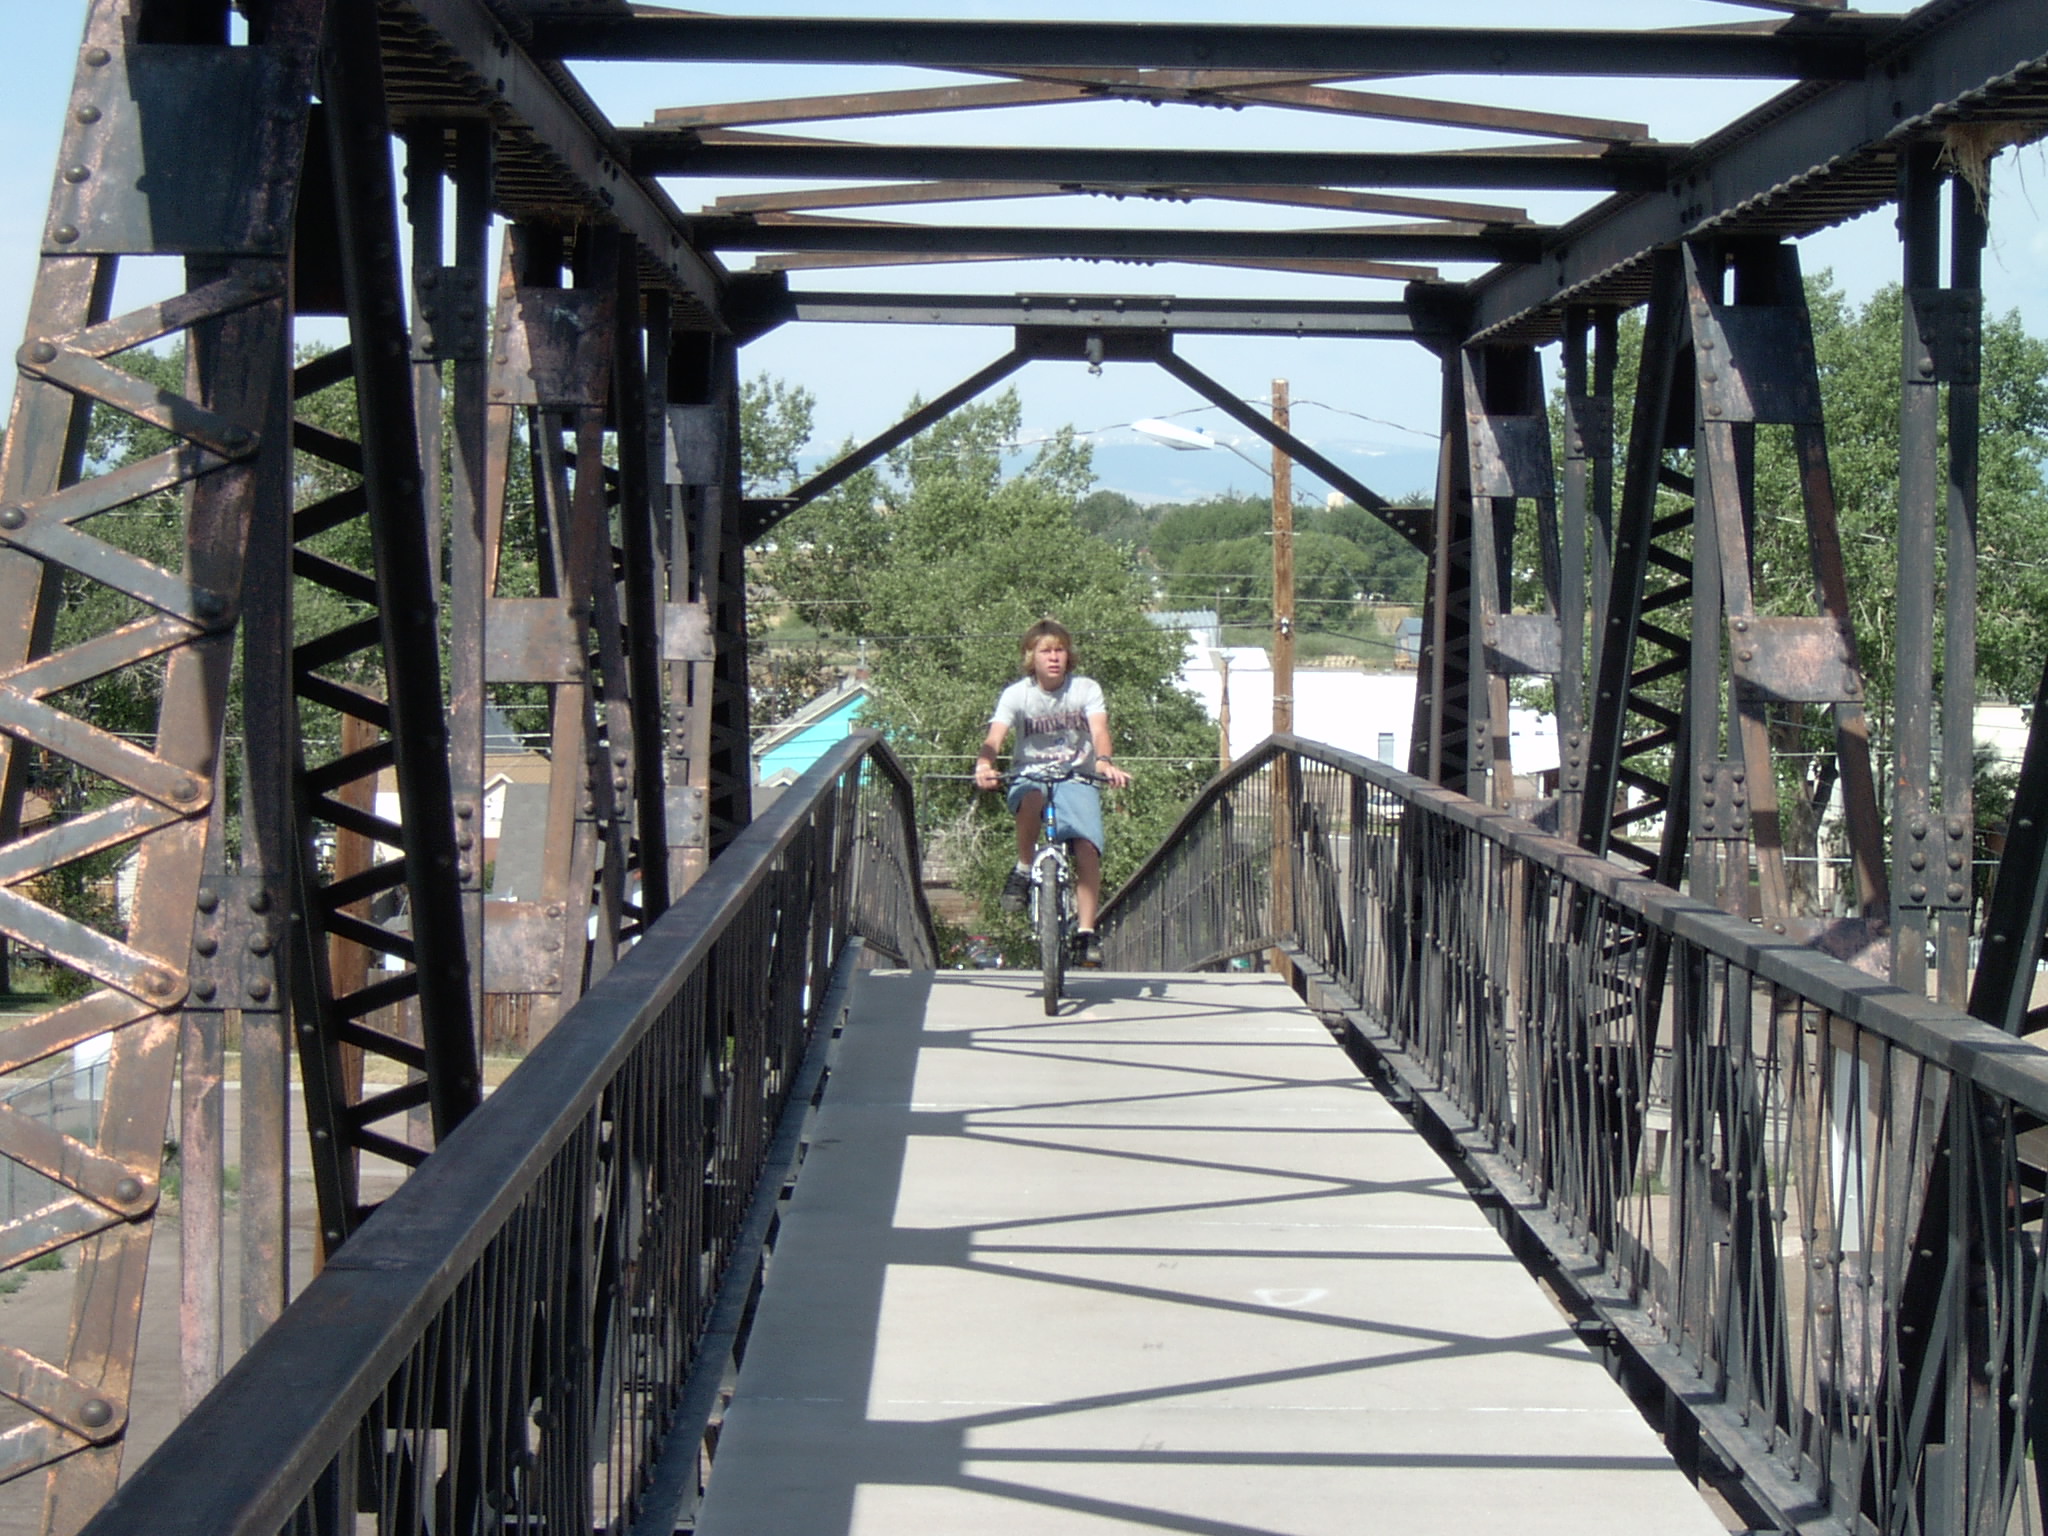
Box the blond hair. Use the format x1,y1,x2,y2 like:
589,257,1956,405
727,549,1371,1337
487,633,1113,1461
1018,618,1076,676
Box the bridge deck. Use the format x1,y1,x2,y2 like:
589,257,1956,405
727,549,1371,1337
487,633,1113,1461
695,970,1728,1536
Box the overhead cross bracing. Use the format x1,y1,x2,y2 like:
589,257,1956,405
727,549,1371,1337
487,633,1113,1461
504,0,2048,346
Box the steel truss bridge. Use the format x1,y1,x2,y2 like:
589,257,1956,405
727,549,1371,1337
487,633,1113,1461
0,0,2038,1532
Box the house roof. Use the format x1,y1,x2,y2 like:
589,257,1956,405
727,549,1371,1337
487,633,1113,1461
753,677,874,756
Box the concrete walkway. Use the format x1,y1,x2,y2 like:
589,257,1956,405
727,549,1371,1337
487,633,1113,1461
695,970,1730,1536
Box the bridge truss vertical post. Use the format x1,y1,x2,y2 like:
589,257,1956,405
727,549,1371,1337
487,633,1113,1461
1557,305,1617,839
1895,148,1986,1003
663,333,752,876
1575,250,1691,885
1461,344,1561,815
1410,346,1474,793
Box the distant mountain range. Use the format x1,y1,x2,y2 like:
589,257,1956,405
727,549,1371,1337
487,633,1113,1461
1082,441,1439,508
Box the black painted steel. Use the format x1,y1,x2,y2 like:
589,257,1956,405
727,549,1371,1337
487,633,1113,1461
781,292,1418,337
1100,735,2048,1536
537,16,1878,77
75,733,937,1536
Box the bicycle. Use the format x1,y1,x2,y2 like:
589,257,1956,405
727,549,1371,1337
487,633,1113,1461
1005,763,1109,1016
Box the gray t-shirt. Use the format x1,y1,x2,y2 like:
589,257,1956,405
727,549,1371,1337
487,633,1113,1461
991,674,1106,775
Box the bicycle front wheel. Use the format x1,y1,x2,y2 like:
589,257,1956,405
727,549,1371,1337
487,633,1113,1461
1038,875,1064,1015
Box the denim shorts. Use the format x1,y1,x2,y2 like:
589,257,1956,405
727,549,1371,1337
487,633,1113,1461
1007,777,1104,852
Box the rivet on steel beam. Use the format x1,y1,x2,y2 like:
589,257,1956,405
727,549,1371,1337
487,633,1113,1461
193,590,227,620
247,889,271,913
78,1399,113,1429
114,1177,143,1204
1947,884,1966,903
52,226,79,245
194,935,217,957
248,977,272,1001
61,165,89,185
196,887,218,912
543,973,559,990
1910,884,1927,902
456,801,476,819
0,508,24,531
141,970,173,998
222,426,253,453
24,342,56,366
192,979,216,1002
1911,819,1928,838
171,776,201,803
1910,852,1926,871
83,47,110,66
75,105,99,124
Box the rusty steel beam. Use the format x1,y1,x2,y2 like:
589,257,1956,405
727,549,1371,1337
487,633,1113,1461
648,76,1646,143
709,180,1533,227
1465,0,2048,340
695,217,1544,263
393,0,728,322
777,291,1419,338
629,135,1684,190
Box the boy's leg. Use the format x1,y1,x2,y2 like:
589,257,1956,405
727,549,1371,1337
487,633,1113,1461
1002,788,1045,913
1013,789,1045,865
1072,837,1102,931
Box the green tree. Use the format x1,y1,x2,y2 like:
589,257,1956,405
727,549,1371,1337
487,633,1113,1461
754,385,1215,952
739,375,815,495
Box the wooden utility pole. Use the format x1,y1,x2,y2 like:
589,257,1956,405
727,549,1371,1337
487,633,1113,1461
1271,380,1296,981
1272,380,1295,735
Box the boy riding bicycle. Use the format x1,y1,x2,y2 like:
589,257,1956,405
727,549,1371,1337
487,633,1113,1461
974,619,1131,966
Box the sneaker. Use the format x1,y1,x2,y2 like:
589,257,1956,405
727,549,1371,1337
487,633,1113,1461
1000,867,1031,914
1075,930,1103,968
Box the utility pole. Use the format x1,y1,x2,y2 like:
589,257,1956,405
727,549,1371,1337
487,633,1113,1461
1271,380,1296,982
1272,380,1295,736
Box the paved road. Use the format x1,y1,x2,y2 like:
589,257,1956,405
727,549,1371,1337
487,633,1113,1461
696,969,1731,1536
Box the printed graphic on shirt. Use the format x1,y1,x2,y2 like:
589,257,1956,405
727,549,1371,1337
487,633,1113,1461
991,675,1104,776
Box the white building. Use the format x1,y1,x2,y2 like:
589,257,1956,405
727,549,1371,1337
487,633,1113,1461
1176,643,1561,790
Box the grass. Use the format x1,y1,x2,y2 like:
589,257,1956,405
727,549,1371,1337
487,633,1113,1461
0,1250,64,1299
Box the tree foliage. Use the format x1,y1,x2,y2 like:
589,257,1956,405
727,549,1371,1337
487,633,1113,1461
753,385,1215,951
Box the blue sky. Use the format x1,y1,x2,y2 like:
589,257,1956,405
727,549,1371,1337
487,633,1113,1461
4,3,2045,504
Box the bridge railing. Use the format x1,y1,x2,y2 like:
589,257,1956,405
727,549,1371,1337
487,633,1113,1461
80,731,936,1536
1101,734,2048,1536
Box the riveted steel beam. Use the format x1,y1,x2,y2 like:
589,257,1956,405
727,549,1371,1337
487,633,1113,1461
693,219,1546,264
391,0,728,324
780,291,1419,337
629,136,1680,191
1466,0,2048,340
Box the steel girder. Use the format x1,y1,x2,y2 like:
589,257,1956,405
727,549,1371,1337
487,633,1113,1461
778,292,1418,338
637,139,1678,193
530,14,1883,77
1465,0,2048,340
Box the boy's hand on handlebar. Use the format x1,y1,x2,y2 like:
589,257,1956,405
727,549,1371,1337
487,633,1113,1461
973,760,1001,791
1098,762,1132,789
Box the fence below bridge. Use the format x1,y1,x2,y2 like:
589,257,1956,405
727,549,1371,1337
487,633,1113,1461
1101,733,2048,1536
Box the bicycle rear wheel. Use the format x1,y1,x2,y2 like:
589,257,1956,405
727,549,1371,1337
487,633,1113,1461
1037,872,1064,1015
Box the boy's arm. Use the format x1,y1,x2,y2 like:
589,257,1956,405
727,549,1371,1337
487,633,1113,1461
973,720,1009,790
1088,712,1131,788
